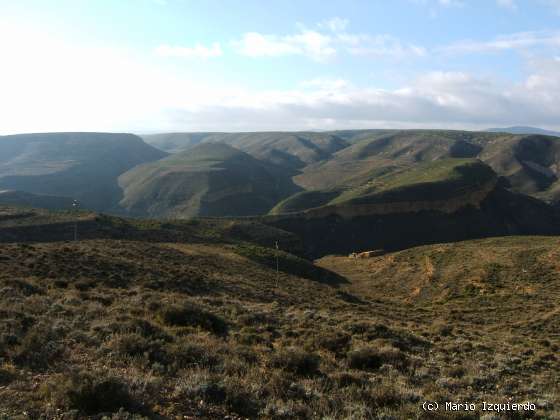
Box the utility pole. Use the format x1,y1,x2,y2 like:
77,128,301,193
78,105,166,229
72,199,80,241
275,240,279,287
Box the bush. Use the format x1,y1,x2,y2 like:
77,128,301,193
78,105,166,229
3,278,44,296
167,341,223,369
269,348,321,376
347,347,383,371
106,333,150,357
104,333,168,364
314,331,351,354
14,323,62,370
0,366,16,385
157,303,228,335
175,373,259,417
41,372,134,414
330,372,367,388
347,346,408,371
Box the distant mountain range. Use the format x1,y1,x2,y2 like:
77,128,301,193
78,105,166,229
486,126,560,137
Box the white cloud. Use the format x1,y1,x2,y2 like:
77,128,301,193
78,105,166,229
439,31,560,54
496,0,517,9
156,60,560,132
339,34,427,58
233,21,425,61
233,30,335,61
155,42,223,58
318,17,349,32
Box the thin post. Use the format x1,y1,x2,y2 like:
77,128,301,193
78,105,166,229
275,240,279,286
72,200,80,241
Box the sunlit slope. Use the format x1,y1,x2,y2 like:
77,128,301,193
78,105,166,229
272,159,495,214
118,143,301,218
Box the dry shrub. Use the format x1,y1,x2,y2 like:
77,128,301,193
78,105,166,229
157,302,228,335
40,371,134,414
268,348,321,376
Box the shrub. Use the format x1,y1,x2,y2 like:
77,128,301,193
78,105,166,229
157,303,228,335
14,323,62,370
347,347,383,371
347,346,408,371
175,372,259,417
269,348,321,376
41,372,134,414
3,278,44,296
104,333,168,364
314,331,351,354
167,341,223,369
0,366,16,385
330,372,367,388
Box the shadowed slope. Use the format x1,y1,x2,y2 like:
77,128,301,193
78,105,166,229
0,132,167,211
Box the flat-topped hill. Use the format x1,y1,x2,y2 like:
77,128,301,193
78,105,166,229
0,132,167,211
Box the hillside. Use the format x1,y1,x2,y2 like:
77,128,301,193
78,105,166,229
265,160,560,257
118,143,301,218
0,190,74,210
0,207,558,418
142,131,349,171
294,129,560,206
294,130,497,191
271,159,493,215
0,133,167,211
487,126,560,137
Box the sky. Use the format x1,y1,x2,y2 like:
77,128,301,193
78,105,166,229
1,0,560,134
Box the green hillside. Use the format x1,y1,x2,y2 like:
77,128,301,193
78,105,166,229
330,158,495,205
118,143,301,218
270,159,495,214
270,190,341,215
0,133,167,211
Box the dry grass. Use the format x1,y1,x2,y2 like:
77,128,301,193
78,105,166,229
0,230,559,418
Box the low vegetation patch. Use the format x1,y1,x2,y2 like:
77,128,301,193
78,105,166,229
156,302,228,335
40,372,134,414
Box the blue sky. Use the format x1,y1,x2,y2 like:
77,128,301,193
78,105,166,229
1,0,560,133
